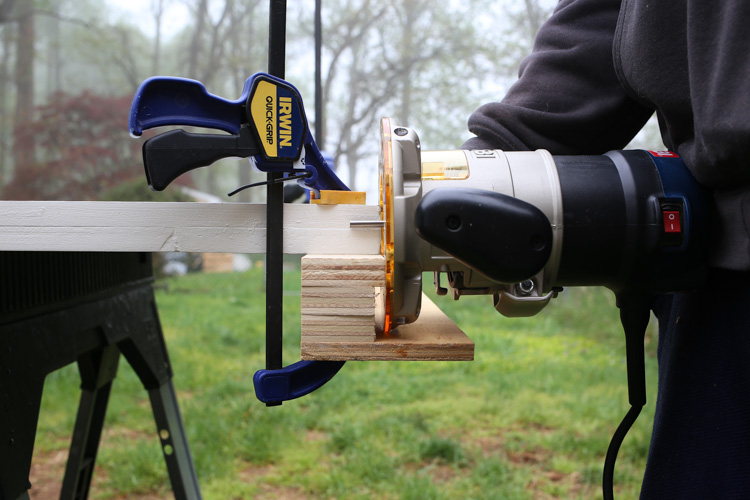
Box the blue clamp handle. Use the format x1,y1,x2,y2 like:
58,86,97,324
129,72,348,193
253,360,345,404
129,76,253,137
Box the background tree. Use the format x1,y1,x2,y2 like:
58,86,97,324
0,0,603,203
165,0,268,200
296,0,551,191
13,0,34,174
2,92,157,200
0,0,16,184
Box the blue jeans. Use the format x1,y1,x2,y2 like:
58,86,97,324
641,269,750,498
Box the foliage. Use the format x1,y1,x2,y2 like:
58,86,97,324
2,91,148,200
99,177,193,202
34,270,658,499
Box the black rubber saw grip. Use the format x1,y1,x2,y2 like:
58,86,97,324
414,187,553,284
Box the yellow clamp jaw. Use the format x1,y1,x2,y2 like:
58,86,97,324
310,190,367,205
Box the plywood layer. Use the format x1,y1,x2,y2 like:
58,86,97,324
301,293,474,361
300,254,386,344
300,254,474,361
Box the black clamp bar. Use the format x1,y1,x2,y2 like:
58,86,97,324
264,0,288,406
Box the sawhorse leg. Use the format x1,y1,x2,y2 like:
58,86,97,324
118,292,202,500
0,284,202,500
149,381,201,500
60,339,201,500
60,346,120,500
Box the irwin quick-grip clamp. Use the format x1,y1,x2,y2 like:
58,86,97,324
129,72,348,195
129,73,351,405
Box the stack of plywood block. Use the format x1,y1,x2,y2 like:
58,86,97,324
300,254,385,343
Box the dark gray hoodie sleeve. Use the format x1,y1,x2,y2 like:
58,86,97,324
463,0,652,153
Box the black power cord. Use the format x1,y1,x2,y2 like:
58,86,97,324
603,405,643,499
603,294,651,500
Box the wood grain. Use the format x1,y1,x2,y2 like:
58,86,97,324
301,293,474,361
300,254,385,344
300,254,474,361
0,201,381,254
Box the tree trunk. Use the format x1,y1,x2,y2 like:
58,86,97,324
523,0,546,40
187,0,208,79
0,22,14,184
399,3,417,126
152,0,165,74
47,3,61,95
13,1,34,172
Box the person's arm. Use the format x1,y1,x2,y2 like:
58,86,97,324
463,0,652,153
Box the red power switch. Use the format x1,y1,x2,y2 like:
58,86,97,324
663,210,681,233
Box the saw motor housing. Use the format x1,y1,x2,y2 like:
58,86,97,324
379,118,709,331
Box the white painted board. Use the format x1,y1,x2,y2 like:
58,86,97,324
0,201,382,254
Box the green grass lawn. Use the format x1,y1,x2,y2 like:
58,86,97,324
32,265,658,499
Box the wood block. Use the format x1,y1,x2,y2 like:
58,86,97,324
301,293,474,361
301,255,385,270
300,254,386,344
301,269,385,281
301,287,377,299
300,279,386,288
302,321,377,334
202,253,234,273
301,335,376,343
300,315,375,326
299,253,473,361
301,296,375,308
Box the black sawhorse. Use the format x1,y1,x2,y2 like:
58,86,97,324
0,252,201,500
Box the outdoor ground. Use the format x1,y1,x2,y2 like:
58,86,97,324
29,267,658,499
